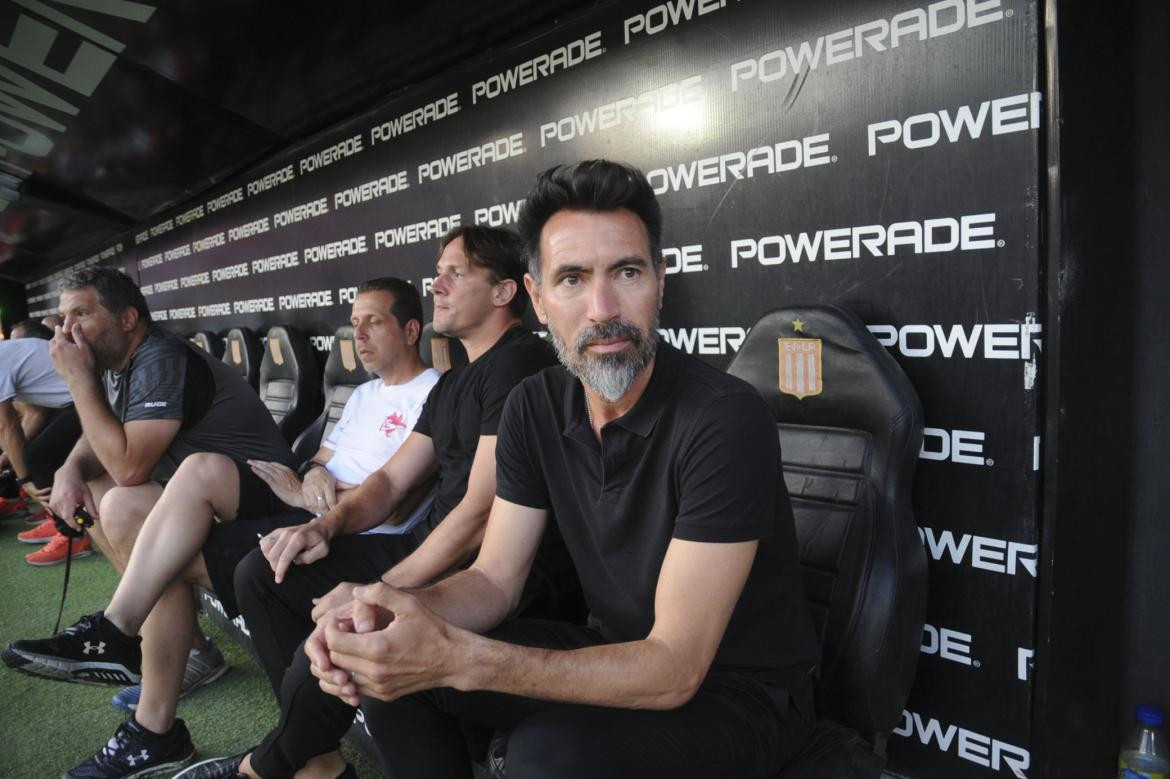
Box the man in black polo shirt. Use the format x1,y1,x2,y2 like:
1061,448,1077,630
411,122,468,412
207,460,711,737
297,159,820,777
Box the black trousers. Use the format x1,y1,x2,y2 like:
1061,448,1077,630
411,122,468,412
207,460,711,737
235,533,420,695
238,528,586,778
236,533,421,778
244,612,811,778
363,619,815,779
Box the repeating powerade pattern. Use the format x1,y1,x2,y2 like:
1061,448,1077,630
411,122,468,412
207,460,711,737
25,1,1041,775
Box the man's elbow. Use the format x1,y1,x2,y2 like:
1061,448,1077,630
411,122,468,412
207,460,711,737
650,671,704,710
109,463,153,488
642,639,707,710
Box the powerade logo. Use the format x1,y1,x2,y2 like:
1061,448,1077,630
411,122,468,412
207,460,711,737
894,709,1029,777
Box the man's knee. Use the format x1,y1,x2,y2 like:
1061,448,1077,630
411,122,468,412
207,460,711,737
507,709,606,779
98,484,159,548
172,451,236,485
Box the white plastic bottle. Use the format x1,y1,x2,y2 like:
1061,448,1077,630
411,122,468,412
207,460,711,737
1120,705,1170,779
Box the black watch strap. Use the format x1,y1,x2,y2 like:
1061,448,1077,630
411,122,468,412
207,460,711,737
296,460,327,478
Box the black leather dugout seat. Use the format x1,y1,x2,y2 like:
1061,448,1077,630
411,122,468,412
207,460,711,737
725,304,927,778
420,321,468,373
189,330,224,359
222,327,263,390
259,325,320,445
291,325,372,463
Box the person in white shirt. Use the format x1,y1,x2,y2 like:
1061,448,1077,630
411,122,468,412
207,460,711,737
208,276,441,615
0,324,76,510
249,278,440,535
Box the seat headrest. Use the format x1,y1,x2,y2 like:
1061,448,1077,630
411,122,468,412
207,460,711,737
189,331,223,359
420,322,468,373
325,326,374,390
260,324,312,383
222,327,262,389
727,305,921,453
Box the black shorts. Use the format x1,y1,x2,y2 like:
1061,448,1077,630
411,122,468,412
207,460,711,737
24,405,81,488
233,458,286,519
201,460,308,617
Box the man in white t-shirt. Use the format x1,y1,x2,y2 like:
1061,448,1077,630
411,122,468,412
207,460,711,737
0,330,73,483
202,277,440,620
0,326,78,535
247,277,440,536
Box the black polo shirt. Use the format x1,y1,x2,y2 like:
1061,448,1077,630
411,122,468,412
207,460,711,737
413,325,557,529
496,342,819,689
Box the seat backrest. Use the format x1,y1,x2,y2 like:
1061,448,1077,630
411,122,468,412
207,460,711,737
259,324,321,444
222,327,263,390
420,322,468,373
726,304,926,747
189,330,224,359
291,325,373,462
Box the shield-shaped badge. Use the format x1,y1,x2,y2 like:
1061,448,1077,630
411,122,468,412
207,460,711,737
778,338,823,400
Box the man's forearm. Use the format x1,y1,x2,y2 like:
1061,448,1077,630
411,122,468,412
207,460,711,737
409,567,513,634
319,469,406,538
68,377,136,481
382,500,489,588
451,632,700,711
60,435,105,482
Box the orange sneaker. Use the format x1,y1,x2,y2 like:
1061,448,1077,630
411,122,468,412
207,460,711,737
0,493,28,519
25,533,91,566
24,506,52,525
17,516,59,544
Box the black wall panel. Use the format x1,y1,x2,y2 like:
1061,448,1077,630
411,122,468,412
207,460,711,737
23,2,1042,775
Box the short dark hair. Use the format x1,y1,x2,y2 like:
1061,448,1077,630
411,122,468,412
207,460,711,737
517,159,663,281
355,277,423,331
11,319,53,339
59,267,151,324
438,225,528,317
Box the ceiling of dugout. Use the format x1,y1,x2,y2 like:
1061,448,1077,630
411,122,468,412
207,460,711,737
0,0,592,282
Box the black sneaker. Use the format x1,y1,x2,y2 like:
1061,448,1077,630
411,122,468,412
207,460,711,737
172,753,246,779
174,754,357,779
2,611,142,685
64,716,194,778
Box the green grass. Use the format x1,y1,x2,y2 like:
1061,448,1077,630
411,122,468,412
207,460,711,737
0,506,379,778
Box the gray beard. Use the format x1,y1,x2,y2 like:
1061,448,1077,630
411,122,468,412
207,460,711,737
547,316,659,403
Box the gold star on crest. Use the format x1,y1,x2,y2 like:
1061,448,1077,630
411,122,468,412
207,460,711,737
792,317,805,333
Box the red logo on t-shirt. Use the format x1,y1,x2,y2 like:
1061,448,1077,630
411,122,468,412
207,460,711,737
380,412,407,437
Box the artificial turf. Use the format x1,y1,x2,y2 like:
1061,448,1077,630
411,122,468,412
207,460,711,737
0,505,380,778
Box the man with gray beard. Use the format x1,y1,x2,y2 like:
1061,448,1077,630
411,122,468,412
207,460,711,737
295,160,820,778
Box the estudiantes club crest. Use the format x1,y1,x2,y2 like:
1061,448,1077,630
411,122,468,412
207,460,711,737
777,337,823,400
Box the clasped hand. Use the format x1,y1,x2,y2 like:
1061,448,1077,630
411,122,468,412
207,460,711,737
305,583,458,705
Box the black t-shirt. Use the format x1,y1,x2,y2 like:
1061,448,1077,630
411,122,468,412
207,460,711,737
496,343,819,688
413,325,557,528
104,328,295,481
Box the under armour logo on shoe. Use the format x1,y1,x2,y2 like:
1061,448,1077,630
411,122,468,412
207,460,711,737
82,641,106,655
125,750,149,766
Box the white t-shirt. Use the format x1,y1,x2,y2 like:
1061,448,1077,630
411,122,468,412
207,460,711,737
0,339,72,408
322,368,440,534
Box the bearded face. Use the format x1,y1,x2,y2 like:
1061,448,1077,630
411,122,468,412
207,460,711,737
546,315,658,403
